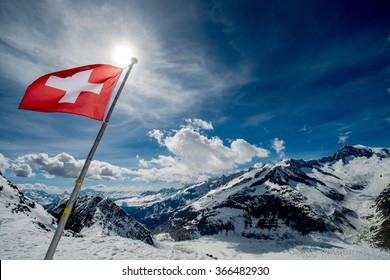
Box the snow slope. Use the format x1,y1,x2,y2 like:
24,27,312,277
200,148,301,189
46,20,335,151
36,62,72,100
162,233,390,260
48,195,154,245
143,146,390,248
0,173,205,260
2,145,390,260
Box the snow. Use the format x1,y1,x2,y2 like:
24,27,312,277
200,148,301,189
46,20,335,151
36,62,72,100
2,171,389,260
0,224,205,260
2,145,390,260
0,175,204,260
162,233,390,260
116,191,178,207
1,214,389,260
314,155,390,239
191,167,265,210
0,207,206,260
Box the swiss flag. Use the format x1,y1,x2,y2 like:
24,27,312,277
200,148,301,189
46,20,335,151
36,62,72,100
19,64,123,121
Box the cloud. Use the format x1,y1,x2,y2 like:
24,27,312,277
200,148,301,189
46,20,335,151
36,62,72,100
338,132,352,144
147,118,214,146
85,183,140,195
1,154,34,178
11,152,133,180
0,153,10,172
298,124,312,134
147,129,165,146
0,0,252,134
182,118,213,131
17,182,164,196
135,119,270,183
272,138,286,158
17,183,66,195
385,117,390,123
243,112,274,127
9,163,35,178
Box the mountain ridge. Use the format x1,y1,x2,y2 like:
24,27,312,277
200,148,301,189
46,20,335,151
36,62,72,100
0,170,154,246
48,195,154,245
8,145,390,251
125,145,390,249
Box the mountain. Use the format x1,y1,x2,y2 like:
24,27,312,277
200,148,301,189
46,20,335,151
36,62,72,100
0,172,205,260
21,188,134,209
120,171,245,230
371,183,390,249
0,170,154,246
126,145,390,249
48,195,154,245
3,144,389,259
20,189,69,208
0,171,56,236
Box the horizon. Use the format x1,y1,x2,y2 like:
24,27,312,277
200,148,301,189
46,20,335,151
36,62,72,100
1,0,389,193
8,143,387,195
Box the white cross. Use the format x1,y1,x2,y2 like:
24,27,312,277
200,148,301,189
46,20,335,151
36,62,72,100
45,69,104,103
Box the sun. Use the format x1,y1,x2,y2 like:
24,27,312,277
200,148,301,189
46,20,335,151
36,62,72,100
112,45,134,67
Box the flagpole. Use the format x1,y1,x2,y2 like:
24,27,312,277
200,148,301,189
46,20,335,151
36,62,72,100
44,57,138,260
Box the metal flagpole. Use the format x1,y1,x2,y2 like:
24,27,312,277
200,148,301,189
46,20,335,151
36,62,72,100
44,57,138,260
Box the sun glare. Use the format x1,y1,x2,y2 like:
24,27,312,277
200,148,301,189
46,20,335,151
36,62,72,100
113,45,134,67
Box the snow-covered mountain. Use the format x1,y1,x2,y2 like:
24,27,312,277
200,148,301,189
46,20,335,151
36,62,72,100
126,145,390,249
0,171,55,234
20,189,69,208
371,183,390,249
2,145,390,259
48,195,154,245
21,188,130,209
121,171,245,230
0,172,205,259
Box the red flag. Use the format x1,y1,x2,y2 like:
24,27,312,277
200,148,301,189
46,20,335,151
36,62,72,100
19,64,123,121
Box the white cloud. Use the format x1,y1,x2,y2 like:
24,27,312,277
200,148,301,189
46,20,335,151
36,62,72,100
272,138,286,158
243,112,274,127
182,118,214,131
230,139,268,164
338,132,352,144
1,153,34,178
9,163,35,178
385,117,390,123
0,1,252,132
147,129,165,146
85,183,136,194
0,153,10,172
11,153,132,180
135,119,270,183
17,183,67,195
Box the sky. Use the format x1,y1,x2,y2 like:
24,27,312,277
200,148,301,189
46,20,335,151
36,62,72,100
0,0,389,193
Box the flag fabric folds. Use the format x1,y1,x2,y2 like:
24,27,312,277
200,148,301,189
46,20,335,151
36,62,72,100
19,64,123,120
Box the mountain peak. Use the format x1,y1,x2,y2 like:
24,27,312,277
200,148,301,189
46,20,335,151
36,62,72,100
48,195,154,245
318,144,374,164
0,173,55,234
126,144,390,248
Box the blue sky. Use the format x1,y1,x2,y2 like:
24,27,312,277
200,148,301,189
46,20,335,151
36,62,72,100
0,0,389,193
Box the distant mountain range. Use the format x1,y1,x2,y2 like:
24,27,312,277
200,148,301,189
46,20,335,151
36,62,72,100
11,145,390,250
